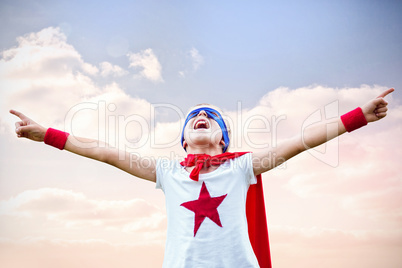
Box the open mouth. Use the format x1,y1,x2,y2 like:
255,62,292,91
193,119,210,130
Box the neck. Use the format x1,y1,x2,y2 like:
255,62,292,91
186,146,223,156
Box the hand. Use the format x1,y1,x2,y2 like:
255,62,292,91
361,88,394,123
9,110,47,142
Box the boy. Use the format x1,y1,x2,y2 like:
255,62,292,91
10,88,394,267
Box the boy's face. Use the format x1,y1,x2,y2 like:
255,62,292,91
182,105,227,152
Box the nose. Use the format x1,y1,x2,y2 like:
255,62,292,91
197,110,207,117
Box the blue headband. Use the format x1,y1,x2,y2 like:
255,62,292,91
181,107,230,153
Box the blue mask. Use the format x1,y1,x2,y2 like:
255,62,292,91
181,107,230,153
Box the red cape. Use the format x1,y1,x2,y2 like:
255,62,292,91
247,174,272,268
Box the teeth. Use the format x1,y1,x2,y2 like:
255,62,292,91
195,120,209,129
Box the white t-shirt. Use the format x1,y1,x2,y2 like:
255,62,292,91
156,153,260,268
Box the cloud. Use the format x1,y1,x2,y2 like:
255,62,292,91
99,62,128,77
0,27,98,80
0,188,166,233
0,27,100,125
0,27,184,161
0,27,157,149
127,49,163,82
342,188,402,224
189,47,204,71
178,47,204,77
0,237,164,268
274,225,402,246
270,225,402,268
178,71,185,78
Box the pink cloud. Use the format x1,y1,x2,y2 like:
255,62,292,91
0,238,164,268
270,226,402,268
0,188,166,233
342,187,402,225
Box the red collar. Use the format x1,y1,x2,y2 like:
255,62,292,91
180,152,248,181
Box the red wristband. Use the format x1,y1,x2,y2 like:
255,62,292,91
341,107,368,132
44,128,70,150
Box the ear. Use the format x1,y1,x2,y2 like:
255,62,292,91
219,139,228,153
183,140,188,149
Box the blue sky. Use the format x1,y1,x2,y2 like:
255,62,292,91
1,1,402,267
1,0,401,112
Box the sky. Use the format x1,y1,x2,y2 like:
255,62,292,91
0,0,401,267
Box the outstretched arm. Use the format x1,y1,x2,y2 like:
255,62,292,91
253,88,394,176
10,110,156,182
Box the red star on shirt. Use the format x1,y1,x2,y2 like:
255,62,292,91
181,182,228,237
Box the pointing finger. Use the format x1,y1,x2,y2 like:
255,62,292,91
376,88,394,99
9,109,29,120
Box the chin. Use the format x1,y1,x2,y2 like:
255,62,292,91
185,129,222,148
185,133,212,146
188,130,210,139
